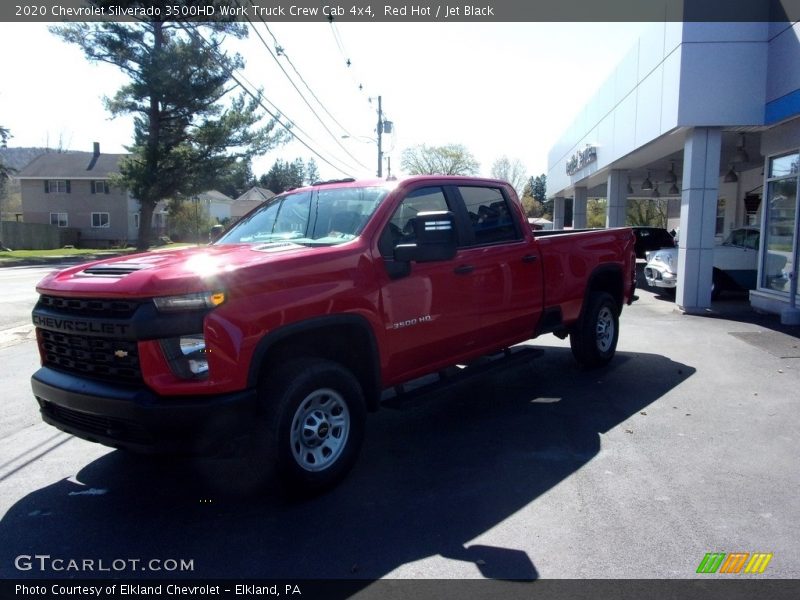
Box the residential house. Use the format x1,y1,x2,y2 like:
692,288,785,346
197,189,234,223
17,143,237,247
18,143,136,247
231,186,275,221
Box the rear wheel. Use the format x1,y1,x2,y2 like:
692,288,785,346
570,292,620,368
258,358,366,495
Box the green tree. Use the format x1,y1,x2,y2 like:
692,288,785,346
215,159,254,200
627,198,668,228
52,5,288,249
519,179,544,218
305,158,320,185
490,156,527,195
166,197,215,243
528,174,551,219
0,125,14,224
259,158,306,193
400,143,479,176
587,198,608,228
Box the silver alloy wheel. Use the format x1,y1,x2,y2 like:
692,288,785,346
596,306,615,352
289,388,350,472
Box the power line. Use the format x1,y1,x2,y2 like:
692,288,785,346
178,23,359,177
238,0,373,173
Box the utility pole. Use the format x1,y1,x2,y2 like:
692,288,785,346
376,95,383,178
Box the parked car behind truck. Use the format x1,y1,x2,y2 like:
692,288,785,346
644,226,788,299
31,176,636,494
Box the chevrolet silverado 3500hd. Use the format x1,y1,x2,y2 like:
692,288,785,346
31,176,636,493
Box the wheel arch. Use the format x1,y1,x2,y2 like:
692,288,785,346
247,314,382,411
584,264,625,316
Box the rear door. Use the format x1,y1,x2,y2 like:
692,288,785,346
450,184,543,348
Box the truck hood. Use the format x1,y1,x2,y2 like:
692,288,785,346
35,242,317,298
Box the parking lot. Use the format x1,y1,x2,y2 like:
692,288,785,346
0,268,798,585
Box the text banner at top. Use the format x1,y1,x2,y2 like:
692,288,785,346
3,0,800,23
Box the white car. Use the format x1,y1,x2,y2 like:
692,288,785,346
644,227,787,299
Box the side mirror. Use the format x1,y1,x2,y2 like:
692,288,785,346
394,211,457,263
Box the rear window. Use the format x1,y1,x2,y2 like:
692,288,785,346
460,186,519,245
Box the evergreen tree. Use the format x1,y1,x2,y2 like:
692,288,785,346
259,159,306,193
305,158,320,185
52,5,288,248
530,174,551,218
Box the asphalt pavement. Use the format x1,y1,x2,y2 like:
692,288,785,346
0,279,798,585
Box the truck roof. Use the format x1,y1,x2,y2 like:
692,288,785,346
285,175,514,195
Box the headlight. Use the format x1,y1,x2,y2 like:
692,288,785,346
160,334,209,379
153,291,225,312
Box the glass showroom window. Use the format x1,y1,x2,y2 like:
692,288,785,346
761,152,799,295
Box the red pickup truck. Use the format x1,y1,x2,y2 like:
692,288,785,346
31,176,635,493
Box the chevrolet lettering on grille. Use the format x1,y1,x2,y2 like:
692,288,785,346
32,315,130,336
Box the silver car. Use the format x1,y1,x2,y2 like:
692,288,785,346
644,227,787,299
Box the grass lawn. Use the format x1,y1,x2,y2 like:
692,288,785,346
0,247,134,259
0,243,197,265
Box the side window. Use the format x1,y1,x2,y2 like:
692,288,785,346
745,230,759,250
460,186,519,245
379,187,448,257
729,229,746,247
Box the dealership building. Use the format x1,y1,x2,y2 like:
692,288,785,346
546,20,800,323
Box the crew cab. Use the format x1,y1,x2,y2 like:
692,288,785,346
31,176,636,494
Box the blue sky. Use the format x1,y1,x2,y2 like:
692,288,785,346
0,21,649,181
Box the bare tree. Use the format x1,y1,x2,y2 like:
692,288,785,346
401,144,479,176
490,156,527,195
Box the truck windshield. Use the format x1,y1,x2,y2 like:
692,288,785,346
217,186,389,246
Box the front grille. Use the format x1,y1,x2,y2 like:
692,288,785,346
39,329,142,384
40,401,152,444
38,295,140,318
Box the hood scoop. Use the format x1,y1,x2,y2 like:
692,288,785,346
81,263,148,277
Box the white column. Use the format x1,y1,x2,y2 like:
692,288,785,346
606,170,628,228
553,197,566,230
676,127,721,313
573,187,587,229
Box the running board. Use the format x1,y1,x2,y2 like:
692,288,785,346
381,347,544,410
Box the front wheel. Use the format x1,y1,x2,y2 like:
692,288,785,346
258,358,366,495
570,292,620,368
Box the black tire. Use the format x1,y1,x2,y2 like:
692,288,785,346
570,292,620,368
258,358,366,496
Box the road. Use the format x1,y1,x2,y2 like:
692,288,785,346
0,265,55,326
0,267,798,589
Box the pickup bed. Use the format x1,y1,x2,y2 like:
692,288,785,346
31,176,635,493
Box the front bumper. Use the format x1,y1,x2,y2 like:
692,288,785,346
31,367,258,455
644,265,677,289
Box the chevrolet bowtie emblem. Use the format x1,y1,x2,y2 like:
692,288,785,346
114,350,129,358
